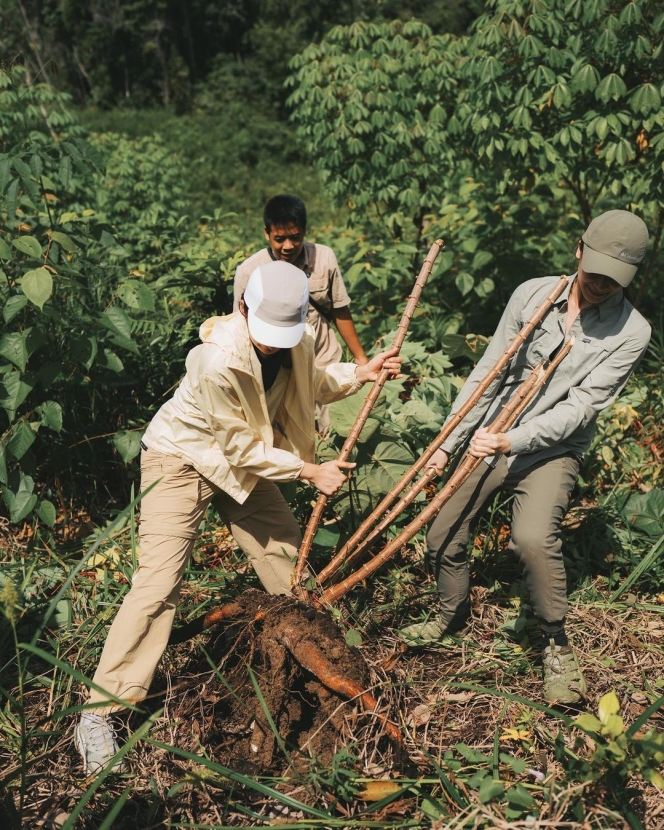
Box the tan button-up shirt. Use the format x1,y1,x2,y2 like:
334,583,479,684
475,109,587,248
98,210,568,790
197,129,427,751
234,242,352,367
442,274,651,472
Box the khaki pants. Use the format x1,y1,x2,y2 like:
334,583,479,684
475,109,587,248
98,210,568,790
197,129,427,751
88,449,301,712
426,454,579,628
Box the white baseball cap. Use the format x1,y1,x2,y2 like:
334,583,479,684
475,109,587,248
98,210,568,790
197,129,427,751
244,261,309,348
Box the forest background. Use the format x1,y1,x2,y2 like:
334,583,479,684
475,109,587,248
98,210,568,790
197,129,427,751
1,0,664,827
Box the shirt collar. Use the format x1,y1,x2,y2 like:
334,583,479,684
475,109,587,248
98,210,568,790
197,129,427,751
556,272,624,319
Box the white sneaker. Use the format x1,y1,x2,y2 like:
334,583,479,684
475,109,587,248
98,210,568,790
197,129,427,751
75,713,126,777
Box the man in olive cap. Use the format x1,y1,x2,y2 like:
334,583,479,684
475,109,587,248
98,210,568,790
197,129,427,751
400,210,651,706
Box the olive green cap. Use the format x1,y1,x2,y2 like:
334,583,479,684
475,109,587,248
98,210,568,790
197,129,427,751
581,209,648,287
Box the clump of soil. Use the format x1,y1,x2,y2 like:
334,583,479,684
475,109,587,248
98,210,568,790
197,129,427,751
170,590,373,773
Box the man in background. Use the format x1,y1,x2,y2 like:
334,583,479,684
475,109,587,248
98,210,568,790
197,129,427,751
234,194,368,431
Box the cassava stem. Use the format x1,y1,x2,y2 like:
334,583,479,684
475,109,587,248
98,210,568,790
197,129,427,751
320,337,575,605
317,274,570,586
292,239,445,596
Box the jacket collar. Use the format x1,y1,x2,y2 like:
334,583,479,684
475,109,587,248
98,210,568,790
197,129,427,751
557,272,624,320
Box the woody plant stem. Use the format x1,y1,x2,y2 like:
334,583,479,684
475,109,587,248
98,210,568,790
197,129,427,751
320,337,575,606
292,239,445,596
317,274,570,586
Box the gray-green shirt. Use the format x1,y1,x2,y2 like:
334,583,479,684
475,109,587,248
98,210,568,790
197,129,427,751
442,274,651,472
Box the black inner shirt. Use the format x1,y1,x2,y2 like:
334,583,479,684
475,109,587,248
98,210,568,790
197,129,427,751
253,346,290,392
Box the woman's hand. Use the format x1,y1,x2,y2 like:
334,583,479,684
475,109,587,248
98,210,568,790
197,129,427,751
469,428,511,458
299,460,356,495
425,448,449,475
354,347,403,384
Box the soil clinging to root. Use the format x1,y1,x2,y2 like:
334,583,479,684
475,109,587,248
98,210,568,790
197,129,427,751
169,589,383,773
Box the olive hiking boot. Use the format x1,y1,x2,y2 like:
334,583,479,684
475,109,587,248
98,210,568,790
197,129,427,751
398,617,467,646
542,639,587,704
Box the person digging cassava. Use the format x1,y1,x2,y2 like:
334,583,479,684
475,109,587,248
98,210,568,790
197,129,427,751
75,260,402,777
234,194,368,432
399,210,651,706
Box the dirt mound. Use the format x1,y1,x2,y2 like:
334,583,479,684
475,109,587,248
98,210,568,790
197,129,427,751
170,590,378,772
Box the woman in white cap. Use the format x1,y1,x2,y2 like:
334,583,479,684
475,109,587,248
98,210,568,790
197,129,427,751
75,259,402,776
400,209,651,706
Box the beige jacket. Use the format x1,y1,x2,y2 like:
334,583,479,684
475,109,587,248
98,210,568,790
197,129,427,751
143,312,362,503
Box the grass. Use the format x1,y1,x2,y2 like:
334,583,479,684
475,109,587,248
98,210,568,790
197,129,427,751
1,489,664,829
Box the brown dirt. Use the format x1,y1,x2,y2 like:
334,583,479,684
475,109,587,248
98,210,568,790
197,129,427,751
167,589,375,773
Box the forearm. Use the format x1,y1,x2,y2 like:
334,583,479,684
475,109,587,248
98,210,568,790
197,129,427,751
332,307,368,364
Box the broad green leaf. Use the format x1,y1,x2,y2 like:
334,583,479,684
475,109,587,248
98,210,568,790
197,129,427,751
455,272,474,296
49,230,79,252
12,235,42,259
6,420,37,460
69,334,98,369
113,430,142,463
98,349,124,373
329,383,382,441
598,689,621,722
37,499,57,527
36,401,63,432
478,778,504,804
0,332,28,371
0,445,6,485
0,371,34,421
0,237,11,259
345,628,363,647
620,489,664,536
117,279,155,311
59,155,72,188
602,713,624,739
506,783,536,809
2,471,37,523
3,294,28,323
21,267,53,310
313,525,340,547
574,713,602,732
102,306,133,339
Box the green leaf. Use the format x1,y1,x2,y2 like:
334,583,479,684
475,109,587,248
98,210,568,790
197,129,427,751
113,430,142,463
69,334,98,370
98,349,124,373
455,272,474,296
598,690,621,722
37,499,57,527
6,420,37,460
0,445,7,485
313,525,341,548
21,267,53,310
345,628,363,647
117,279,155,311
602,713,624,739
575,713,602,732
478,778,504,804
2,471,37,523
620,489,664,536
3,294,28,323
49,230,79,253
102,306,133,340
0,332,28,371
36,401,63,432
0,371,34,421
0,237,12,259
506,783,535,810
329,383,382,441
12,235,42,259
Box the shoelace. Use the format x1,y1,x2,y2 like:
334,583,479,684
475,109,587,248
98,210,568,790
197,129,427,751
82,716,118,751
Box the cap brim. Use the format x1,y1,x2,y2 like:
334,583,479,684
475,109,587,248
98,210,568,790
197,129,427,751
582,245,637,288
247,309,305,349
